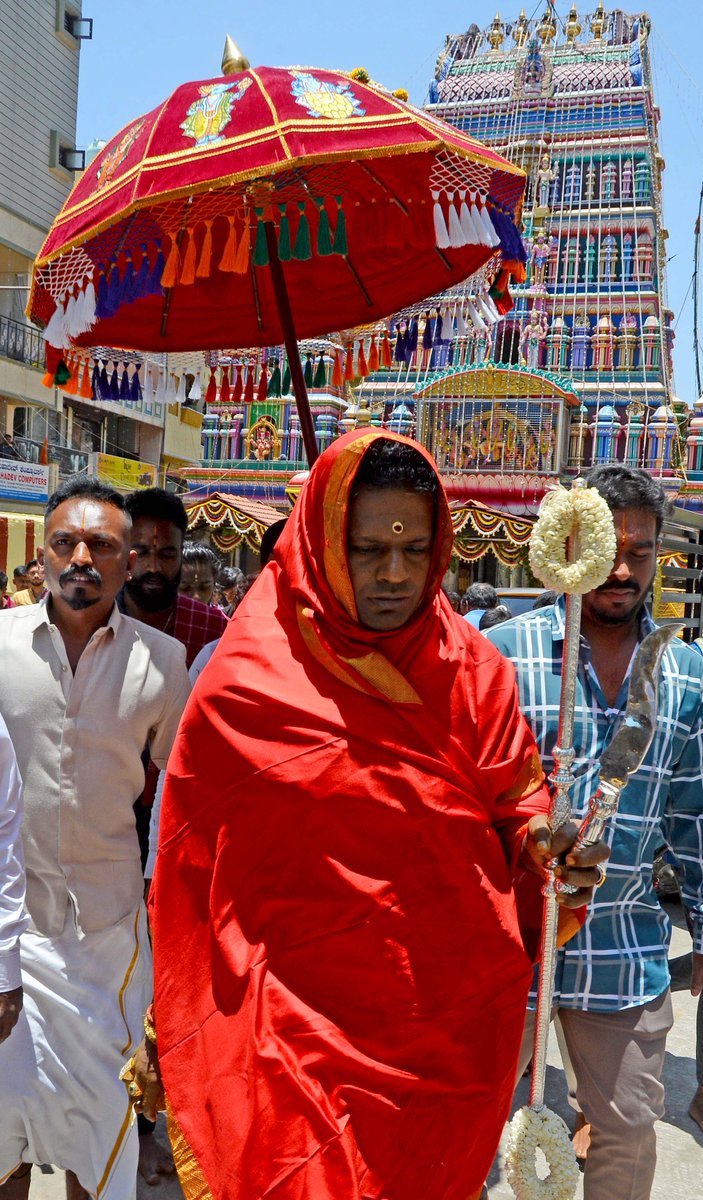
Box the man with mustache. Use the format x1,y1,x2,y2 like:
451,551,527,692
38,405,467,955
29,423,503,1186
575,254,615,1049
0,477,190,1200
488,465,703,1200
118,487,227,1185
120,488,228,669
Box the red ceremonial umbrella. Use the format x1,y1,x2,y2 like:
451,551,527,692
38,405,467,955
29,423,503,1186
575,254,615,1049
28,53,526,463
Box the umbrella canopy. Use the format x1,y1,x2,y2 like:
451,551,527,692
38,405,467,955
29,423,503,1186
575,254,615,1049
28,65,526,354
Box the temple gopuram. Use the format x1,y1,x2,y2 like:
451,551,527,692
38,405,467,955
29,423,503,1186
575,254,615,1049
173,6,703,602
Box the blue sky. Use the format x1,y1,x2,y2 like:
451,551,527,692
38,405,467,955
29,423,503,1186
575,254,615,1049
77,2,703,403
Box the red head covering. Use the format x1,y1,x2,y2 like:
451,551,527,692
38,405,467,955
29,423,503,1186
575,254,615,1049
152,430,551,1200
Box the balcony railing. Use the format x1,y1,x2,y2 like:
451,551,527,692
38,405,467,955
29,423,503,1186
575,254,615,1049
0,314,45,370
12,436,89,477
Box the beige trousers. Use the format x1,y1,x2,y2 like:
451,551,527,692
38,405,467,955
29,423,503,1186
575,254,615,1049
518,991,673,1200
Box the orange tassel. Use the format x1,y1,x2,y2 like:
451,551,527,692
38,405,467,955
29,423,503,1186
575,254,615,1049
42,371,54,389
381,332,392,368
161,238,180,288
344,347,355,381
63,355,78,394
332,351,343,389
80,360,93,399
233,220,250,274
179,228,197,285
368,335,380,372
196,220,213,278
219,218,238,272
356,341,369,378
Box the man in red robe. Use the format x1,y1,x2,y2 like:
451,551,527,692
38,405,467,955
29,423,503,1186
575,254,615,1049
145,431,606,1200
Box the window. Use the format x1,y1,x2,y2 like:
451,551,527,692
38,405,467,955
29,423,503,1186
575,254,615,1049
55,2,93,49
49,130,84,180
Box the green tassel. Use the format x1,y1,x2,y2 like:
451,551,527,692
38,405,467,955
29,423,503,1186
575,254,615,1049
253,211,269,267
304,354,314,388
313,354,326,388
282,365,291,394
333,198,348,256
293,203,312,261
317,201,333,256
278,207,291,261
268,363,282,396
55,359,71,385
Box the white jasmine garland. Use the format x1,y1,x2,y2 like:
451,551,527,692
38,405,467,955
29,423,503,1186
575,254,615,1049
528,485,617,595
506,1104,580,1200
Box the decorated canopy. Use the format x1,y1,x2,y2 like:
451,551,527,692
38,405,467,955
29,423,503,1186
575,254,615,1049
184,491,285,553
450,498,533,565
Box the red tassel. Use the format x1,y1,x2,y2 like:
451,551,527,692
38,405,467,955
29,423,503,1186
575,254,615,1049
381,332,392,368
332,351,343,389
80,359,93,399
356,340,369,377
244,366,255,404
344,347,355,381
232,365,243,404
196,220,213,278
179,228,197,285
161,237,180,288
257,365,268,402
219,218,238,272
368,335,380,372
205,368,217,405
233,221,250,274
219,366,231,405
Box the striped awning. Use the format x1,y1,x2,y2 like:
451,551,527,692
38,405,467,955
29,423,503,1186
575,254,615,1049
0,511,45,575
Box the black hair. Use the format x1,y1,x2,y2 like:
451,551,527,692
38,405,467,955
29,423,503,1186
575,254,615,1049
218,566,244,590
585,465,669,536
12,565,26,579
45,475,127,520
532,588,559,610
25,558,39,571
181,542,221,573
479,604,512,630
352,439,438,497
124,487,188,536
465,582,498,610
259,518,288,567
0,571,7,590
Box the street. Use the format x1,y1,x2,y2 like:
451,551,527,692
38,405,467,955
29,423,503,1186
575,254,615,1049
26,911,702,1199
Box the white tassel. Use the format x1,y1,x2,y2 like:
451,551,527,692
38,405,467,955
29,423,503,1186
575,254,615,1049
476,295,498,326
189,370,202,401
432,191,451,249
155,368,167,404
478,194,501,248
468,193,492,248
456,308,469,337
165,372,178,404
466,298,487,333
447,194,467,247
459,191,480,244
142,364,155,405
483,294,502,322
175,373,186,404
64,294,78,338
441,310,455,340
78,278,97,333
43,296,69,347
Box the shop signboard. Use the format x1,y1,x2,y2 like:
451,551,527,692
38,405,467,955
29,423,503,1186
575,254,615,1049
0,461,50,503
90,453,157,491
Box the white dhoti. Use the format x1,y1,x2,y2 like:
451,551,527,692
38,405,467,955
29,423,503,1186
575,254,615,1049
0,904,151,1198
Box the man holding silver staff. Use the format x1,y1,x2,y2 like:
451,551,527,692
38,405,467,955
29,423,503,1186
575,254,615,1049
488,464,703,1200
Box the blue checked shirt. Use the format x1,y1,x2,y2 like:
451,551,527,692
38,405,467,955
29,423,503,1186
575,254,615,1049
488,597,703,1012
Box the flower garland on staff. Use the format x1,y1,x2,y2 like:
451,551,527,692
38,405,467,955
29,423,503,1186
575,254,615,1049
506,481,616,1200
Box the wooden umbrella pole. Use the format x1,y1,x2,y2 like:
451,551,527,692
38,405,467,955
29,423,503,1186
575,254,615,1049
264,223,319,466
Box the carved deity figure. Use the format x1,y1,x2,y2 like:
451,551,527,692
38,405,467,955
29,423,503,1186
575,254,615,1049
536,154,557,209
521,307,548,369
530,233,553,287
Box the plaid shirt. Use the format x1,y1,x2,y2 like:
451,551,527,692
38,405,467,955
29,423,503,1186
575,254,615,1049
172,593,229,668
488,597,703,1012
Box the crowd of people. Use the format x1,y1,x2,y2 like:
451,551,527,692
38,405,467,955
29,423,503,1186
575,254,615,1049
0,434,700,1200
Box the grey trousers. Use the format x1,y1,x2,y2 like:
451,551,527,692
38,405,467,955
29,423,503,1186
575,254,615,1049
518,992,673,1200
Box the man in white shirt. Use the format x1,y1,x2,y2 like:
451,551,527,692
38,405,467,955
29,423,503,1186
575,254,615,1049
0,717,24,1046
0,477,191,1200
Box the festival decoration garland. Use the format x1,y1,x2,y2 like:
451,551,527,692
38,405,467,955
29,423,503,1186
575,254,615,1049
528,484,616,594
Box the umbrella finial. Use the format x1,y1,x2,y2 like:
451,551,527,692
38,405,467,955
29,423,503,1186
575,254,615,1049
222,34,250,75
